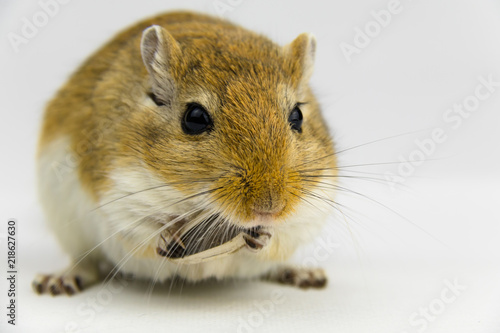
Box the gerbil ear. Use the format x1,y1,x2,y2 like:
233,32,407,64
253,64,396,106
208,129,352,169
141,25,181,102
284,33,317,84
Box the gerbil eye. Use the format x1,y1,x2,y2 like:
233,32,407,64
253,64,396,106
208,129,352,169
288,105,303,133
182,103,213,135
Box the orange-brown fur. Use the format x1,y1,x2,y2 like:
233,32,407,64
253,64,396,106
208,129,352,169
39,11,335,225
36,11,337,294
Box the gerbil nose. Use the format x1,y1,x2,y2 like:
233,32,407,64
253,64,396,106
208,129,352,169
251,181,286,217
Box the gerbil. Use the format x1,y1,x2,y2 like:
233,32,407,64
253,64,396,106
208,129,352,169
34,11,337,295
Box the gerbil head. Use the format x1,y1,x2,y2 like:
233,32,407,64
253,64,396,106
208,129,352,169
130,24,336,229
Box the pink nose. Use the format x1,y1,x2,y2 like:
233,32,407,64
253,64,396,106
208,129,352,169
251,201,285,217
252,211,273,218
250,211,275,225
251,190,286,218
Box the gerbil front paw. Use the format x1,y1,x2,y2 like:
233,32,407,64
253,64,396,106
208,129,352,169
156,223,272,261
157,228,186,259
266,267,327,289
243,227,272,252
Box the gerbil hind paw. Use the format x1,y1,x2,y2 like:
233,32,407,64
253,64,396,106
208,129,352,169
33,262,100,296
265,266,327,289
32,273,83,296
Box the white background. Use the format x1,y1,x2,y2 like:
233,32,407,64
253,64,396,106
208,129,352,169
1,0,499,332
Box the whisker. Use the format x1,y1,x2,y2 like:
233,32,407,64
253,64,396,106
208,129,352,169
143,203,213,303
100,188,222,289
296,129,431,168
302,174,411,190
91,182,221,213
322,183,452,250
298,187,388,249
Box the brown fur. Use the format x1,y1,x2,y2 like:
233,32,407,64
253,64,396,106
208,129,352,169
39,11,336,226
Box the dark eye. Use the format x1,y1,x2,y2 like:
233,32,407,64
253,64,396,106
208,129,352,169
182,103,213,135
288,105,303,133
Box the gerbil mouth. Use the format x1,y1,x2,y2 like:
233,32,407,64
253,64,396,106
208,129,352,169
156,214,271,262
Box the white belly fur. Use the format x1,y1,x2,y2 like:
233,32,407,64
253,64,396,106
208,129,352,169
37,136,331,283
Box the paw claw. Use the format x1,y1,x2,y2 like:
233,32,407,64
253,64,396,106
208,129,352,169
272,267,327,289
243,228,271,252
33,274,85,296
32,274,50,294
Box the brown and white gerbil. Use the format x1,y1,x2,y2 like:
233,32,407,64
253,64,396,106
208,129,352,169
34,11,337,295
